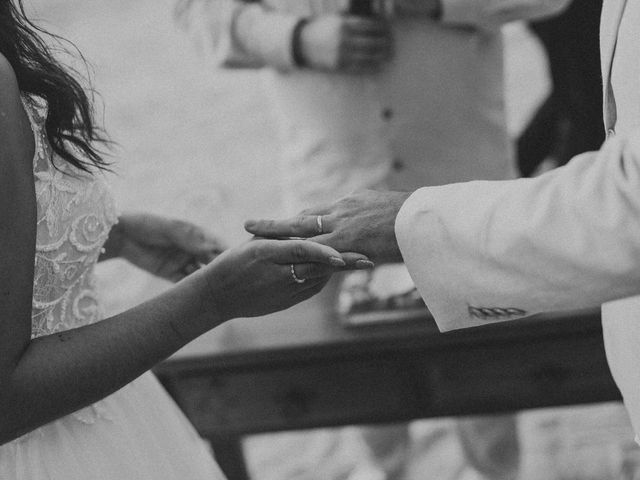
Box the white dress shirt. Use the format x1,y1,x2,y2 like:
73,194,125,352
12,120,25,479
198,0,569,213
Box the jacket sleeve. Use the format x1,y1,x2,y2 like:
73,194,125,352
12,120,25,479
395,129,640,331
194,0,300,69
439,0,572,29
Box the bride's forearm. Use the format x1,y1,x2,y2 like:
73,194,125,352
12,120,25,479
0,269,221,444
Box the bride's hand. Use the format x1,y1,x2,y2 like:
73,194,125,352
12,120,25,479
198,239,372,321
102,213,225,282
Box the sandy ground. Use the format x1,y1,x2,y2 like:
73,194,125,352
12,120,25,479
23,1,640,479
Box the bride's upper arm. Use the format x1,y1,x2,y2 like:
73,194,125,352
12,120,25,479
0,53,38,377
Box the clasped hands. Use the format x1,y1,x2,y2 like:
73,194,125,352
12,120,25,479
99,191,409,321
107,189,410,283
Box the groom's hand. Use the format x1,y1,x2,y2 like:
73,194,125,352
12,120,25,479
245,190,412,264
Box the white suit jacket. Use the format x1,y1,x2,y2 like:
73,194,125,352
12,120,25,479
396,0,640,437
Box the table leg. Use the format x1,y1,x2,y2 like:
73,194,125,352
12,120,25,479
209,435,250,480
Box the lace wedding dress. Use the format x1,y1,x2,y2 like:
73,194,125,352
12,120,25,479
0,96,226,480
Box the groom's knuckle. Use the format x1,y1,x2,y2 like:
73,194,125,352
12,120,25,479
293,216,307,232
299,207,315,217
331,229,345,243
255,220,272,233
192,225,206,240
175,218,189,229
266,220,278,232
343,194,356,205
174,219,198,238
187,224,204,241
170,218,184,232
336,194,349,206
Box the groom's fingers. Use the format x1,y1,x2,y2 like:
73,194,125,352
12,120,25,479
299,204,334,216
340,252,375,269
290,254,374,280
308,236,374,269
245,215,331,238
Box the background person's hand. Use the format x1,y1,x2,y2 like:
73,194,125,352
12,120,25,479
200,239,370,321
103,213,226,282
245,190,412,264
298,14,393,73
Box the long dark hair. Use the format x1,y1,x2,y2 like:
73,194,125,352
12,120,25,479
0,0,109,172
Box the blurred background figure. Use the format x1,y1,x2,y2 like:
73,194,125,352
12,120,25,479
517,0,604,177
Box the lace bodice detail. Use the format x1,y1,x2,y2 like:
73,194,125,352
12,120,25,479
25,96,118,339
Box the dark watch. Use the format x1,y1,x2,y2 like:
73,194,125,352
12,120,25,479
291,18,310,68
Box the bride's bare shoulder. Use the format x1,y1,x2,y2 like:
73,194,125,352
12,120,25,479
0,52,21,106
0,52,34,169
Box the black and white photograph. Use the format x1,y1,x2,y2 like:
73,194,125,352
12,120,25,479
1,1,640,479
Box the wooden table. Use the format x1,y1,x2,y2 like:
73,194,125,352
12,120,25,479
154,300,621,480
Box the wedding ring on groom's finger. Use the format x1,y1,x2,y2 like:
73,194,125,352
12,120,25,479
316,215,324,234
290,264,307,284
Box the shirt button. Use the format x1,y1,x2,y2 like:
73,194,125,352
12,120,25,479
607,128,616,139
382,107,393,121
392,158,404,171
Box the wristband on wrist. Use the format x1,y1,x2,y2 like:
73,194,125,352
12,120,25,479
291,18,310,68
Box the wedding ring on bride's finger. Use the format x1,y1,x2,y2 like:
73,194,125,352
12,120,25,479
316,215,324,234
290,264,307,284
